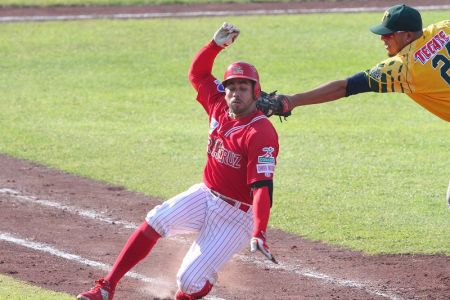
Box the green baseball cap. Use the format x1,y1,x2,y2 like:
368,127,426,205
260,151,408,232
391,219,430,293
370,4,422,35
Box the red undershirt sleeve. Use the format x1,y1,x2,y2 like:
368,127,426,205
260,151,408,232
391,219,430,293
252,186,271,237
188,40,223,91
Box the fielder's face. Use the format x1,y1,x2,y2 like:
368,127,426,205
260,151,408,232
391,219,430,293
380,31,414,57
224,78,257,118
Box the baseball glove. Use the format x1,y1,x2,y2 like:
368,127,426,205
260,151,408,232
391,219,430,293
256,91,292,121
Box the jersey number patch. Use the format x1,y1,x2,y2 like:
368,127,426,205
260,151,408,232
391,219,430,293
432,42,450,85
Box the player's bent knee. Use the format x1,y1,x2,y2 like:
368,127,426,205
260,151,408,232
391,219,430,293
175,280,213,300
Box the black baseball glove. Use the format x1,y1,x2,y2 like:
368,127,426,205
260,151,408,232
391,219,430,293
256,91,292,121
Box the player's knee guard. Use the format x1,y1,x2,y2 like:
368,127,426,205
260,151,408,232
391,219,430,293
175,280,213,300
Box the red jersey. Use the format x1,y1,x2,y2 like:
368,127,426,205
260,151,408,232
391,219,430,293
188,41,279,205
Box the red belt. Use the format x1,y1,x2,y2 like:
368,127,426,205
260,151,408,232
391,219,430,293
210,190,251,213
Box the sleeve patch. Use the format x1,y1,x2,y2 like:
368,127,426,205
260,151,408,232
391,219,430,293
214,79,225,93
368,65,383,80
256,164,275,177
256,147,276,177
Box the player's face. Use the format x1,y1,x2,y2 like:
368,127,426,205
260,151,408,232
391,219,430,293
380,31,412,57
224,79,256,118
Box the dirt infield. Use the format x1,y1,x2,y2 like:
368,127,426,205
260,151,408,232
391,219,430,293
1,1,450,299
1,153,450,299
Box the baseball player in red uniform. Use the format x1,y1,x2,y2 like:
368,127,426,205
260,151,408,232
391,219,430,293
77,22,279,300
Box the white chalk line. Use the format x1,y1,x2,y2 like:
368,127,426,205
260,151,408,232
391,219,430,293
0,188,404,300
0,231,154,283
1,188,138,229
240,257,403,300
0,188,188,243
0,231,223,300
0,5,449,22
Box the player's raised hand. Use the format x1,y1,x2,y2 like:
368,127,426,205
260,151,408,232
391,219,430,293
213,22,240,48
250,231,278,264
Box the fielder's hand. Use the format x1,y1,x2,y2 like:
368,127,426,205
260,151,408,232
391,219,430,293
213,22,240,48
250,231,278,264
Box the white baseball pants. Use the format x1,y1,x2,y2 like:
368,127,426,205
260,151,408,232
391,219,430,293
145,183,253,294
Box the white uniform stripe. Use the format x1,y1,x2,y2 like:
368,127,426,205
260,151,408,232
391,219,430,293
204,210,248,273
181,201,224,289
180,200,226,290
192,204,215,246
212,203,250,263
167,203,205,225
147,186,208,235
182,199,251,292
200,200,230,244
224,115,267,137
217,208,251,259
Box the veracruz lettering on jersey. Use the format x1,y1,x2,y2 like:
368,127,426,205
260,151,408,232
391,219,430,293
207,137,242,169
365,20,450,122
196,77,279,204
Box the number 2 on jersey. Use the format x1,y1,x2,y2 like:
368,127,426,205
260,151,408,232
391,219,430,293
432,42,450,85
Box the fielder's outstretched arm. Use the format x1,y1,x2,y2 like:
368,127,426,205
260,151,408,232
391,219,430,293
256,72,372,117
287,71,371,109
288,79,347,108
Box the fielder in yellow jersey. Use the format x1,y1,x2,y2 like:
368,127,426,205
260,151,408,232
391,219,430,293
255,4,450,205
366,20,450,121
265,4,450,122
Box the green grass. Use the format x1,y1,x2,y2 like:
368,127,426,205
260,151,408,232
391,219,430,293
1,12,449,257
1,0,331,8
1,9,449,300
0,274,73,299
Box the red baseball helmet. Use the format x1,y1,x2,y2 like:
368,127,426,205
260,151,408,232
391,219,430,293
222,61,261,98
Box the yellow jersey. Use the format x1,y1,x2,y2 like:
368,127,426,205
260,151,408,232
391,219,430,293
365,20,450,122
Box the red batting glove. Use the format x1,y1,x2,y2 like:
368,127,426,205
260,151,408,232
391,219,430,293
250,231,277,264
